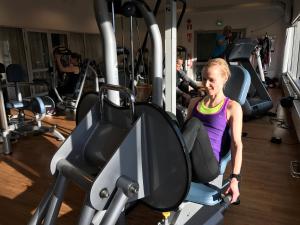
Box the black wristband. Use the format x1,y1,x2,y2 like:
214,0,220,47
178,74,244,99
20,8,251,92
230,173,241,182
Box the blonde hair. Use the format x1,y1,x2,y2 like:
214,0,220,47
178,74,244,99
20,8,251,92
202,58,231,81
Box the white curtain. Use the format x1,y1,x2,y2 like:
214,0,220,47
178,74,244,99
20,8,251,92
0,27,30,99
0,27,27,70
69,32,85,58
84,33,103,64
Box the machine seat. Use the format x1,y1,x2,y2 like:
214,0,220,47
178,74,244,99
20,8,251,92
5,100,30,109
185,150,231,206
185,182,221,206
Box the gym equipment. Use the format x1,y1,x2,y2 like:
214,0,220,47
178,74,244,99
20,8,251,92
76,0,165,123
51,58,100,118
28,84,190,225
28,2,169,225
254,45,266,83
175,68,199,125
177,69,199,96
0,63,65,155
29,1,250,225
76,91,99,124
228,38,273,117
76,65,251,224
134,0,161,82
117,46,131,88
0,63,11,153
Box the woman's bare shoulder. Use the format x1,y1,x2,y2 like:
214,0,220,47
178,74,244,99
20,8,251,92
227,99,242,118
228,99,241,109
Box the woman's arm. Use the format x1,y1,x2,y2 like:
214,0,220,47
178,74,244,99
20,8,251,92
226,100,243,203
186,97,201,120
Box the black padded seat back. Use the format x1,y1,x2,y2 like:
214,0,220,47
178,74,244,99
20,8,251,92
56,97,191,211
135,103,191,211
6,64,28,83
76,92,99,125
63,99,134,173
83,101,134,169
70,87,191,210
0,63,5,73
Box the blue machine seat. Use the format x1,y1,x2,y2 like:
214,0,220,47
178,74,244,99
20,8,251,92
5,100,30,109
185,150,232,206
185,182,221,206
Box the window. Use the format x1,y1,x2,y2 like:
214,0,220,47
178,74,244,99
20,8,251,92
1,26,105,98
0,27,30,99
84,33,103,64
283,27,294,74
285,20,300,90
0,27,27,69
290,22,300,80
69,32,85,58
196,32,216,62
27,31,50,95
51,33,68,49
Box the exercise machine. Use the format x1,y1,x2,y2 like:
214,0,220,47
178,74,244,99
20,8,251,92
29,1,250,225
50,57,100,118
28,1,166,225
228,38,273,117
117,46,131,88
75,67,251,225
0,63,65,155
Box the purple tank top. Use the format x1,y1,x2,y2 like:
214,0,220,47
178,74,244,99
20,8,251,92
192,97,230,161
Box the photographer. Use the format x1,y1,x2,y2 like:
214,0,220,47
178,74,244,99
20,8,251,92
211,25,233,59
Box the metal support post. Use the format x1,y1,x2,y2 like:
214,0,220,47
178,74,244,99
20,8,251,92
165,0,177,113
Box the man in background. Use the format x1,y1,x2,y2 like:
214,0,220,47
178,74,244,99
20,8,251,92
211,25,233,59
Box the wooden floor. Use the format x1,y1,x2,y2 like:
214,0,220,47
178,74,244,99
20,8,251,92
1,88,300,225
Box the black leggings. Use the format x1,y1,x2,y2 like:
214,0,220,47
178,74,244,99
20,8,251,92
182,117,219,183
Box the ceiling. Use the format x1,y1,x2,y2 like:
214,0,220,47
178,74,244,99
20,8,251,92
62,0,288,14
142,0,287,13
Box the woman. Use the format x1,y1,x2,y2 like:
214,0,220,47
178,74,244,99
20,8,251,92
184,58,243,203
54,49,81,95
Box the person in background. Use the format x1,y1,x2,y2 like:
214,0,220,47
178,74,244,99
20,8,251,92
53,47,81,95
211,25,233,59
176,57,191,106
176,57,200,107
184,58,243,203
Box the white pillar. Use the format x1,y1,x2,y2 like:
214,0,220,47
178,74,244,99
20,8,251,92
164,0,177,114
